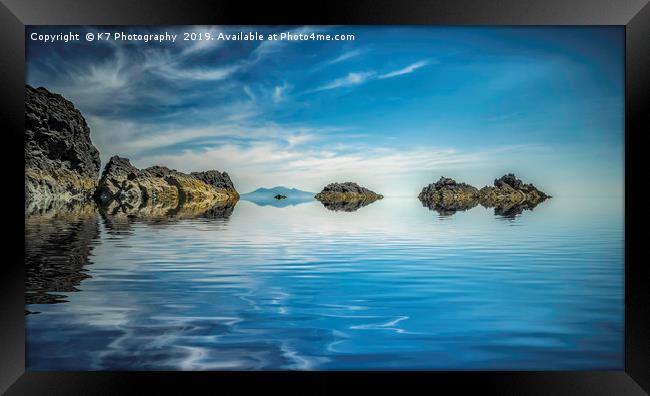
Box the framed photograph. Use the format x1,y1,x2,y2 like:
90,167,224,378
1,0,648,394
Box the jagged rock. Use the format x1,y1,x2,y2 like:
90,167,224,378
418,177,479,215
190,170,239,198
274,194,287,200
479,173,550,206
25,85,101,213
95,156,239,216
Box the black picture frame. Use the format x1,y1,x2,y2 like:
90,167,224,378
1,0,648,394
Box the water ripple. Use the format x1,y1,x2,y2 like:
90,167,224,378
26,197,624,370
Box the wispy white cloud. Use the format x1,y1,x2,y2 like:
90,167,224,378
272,83,291,103
87,111,338,165
285,133,317,148
309,60,432,93
180,26,223,55
326,49,363,65
243,85,256,101
142,49,241,81
156,64,240,81
377,60,431,79
249,26,326,63
311,71,375,92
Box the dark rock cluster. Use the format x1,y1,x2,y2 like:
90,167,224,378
191,170,237,191
314,182,383,211
25,85,101,212
418,174,550,218
479,173,550,217
418,177,479,215
317,182,381,196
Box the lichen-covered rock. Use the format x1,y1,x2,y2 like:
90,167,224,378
418,177,479,215
95,156,239,216
479,173,550,207
190,170,239,198
315,182,383,202
25,85,101,213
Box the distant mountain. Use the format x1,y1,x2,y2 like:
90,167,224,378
241,186,314,198
240,186,315,208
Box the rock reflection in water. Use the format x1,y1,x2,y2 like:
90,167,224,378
25,203,100,307
419,199,479,217
490,199,547,220
319,198,379,212
101,199,238,231
26,199,238,308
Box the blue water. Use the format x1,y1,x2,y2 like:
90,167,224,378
25,196,624,370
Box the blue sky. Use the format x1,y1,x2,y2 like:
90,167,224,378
26,26,624,197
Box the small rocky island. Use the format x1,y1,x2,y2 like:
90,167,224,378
274,194,287,200
418,174,550,217
315,182,383,212
418,177,479,215
479,173,550,218
25,85,239,218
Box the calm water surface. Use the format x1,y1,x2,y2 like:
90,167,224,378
25,196,624,370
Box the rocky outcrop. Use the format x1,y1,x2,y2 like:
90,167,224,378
190,170,238,196
274,194,287,200
95,156,239,216
418,177,479,215
479,174,550,217
315,182,383,201
479,173,550,206
25,85,101,213
315,182,383,212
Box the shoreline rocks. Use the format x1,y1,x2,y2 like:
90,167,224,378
25,85,101,213
418,177,479,215
25,85,240,218
95,156,239,216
